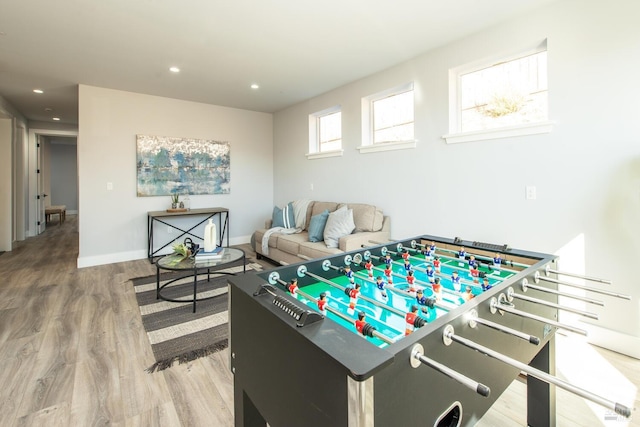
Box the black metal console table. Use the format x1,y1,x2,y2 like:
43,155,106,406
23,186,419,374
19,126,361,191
147,207,229,263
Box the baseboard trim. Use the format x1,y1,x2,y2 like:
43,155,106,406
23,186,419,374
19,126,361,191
77,235,253,268
581,322,640,359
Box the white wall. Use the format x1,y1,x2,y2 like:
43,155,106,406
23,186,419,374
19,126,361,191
77,85,273,267
49,139,78,212
273,0,640,354
0,118,12,251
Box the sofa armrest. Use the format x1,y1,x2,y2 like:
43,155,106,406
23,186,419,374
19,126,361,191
264,219,273,229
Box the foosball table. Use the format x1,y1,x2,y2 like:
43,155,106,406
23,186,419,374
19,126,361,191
228,235,632,426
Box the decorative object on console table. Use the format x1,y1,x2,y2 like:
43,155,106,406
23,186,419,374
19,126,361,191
167,193,187,212
204,218,217,252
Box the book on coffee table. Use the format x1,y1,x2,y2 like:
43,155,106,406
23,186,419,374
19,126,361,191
195,247,224,261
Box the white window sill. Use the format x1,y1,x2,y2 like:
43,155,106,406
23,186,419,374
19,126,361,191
443,121,555,144
306,149,344,160
357,140,417,154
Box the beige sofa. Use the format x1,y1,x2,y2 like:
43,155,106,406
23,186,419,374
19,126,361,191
253,201,391,265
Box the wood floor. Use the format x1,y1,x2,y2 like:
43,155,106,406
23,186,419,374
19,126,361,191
0,216,638,426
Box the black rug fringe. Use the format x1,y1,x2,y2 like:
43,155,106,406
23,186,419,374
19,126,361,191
146,338,229,373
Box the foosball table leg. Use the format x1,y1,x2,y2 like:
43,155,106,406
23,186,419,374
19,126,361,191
234,387,267,427
527,336,557,427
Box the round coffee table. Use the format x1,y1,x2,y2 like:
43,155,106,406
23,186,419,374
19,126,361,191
156,247,246,313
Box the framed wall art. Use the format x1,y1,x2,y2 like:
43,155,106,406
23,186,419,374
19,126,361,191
136,134,230,197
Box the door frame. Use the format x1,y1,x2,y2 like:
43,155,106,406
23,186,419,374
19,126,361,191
27,128,78,237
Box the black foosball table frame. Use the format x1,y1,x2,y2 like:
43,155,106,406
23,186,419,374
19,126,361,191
228,234,631,427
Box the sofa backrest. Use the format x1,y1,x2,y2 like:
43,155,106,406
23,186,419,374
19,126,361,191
338,203,384,232
305,201,338,230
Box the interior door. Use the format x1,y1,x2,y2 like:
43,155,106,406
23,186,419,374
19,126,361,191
36,135,47,234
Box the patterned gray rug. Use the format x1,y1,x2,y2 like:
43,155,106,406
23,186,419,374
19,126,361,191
131,261,262,372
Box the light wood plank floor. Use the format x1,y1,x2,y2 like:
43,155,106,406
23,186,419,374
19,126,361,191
0,216,637,426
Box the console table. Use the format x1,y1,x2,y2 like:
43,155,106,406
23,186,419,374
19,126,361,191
147,207,229,263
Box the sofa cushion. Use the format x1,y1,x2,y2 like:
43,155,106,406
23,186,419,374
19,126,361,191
276,232,308,255
323,206,355,248
272,202,296,229
299,241,342,258
308,209,330,242
339,203,383,232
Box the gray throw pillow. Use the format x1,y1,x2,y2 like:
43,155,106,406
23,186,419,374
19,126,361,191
323,206,355,248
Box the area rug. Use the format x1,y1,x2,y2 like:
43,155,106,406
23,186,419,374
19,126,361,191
131,261,262,372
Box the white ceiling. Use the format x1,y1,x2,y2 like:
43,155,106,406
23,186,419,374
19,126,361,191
0,0,559,125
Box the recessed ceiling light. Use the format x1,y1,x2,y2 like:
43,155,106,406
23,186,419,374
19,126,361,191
250,84,259,89
44,107,53,112
33,89,44,94
52,117,61,121
169,66,180,73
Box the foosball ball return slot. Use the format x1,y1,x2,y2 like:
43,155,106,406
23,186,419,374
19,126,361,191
229,234,634,427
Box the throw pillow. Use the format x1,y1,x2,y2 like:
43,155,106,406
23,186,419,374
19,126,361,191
272,202,296,229
308,209,330,242
323,206,355,248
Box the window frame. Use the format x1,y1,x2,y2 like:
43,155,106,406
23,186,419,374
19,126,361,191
307,105,343,160
443,41,554,144
358,82,417,154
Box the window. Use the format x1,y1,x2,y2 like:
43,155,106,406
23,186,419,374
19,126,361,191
445,42,553,144
359,82,416,153
307,106,343,159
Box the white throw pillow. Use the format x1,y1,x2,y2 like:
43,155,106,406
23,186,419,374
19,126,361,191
323,206,355,248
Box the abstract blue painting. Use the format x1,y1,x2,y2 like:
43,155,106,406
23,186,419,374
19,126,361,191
136,134,230,197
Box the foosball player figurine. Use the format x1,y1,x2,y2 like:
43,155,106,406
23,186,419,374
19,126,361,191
463,285,474,301
288,278,298,296
375,276,388,298
415,289,436,312
425,264,435,283
482,276,492,292
468,255,478,269
492,253,503,271
451,270,461,292
401,250,410,261
458,246,466,260
355,311,376,338
345,283,361,309
342,265,355,284
405,305,428,336
383,253,392,265
433,256,441,273
384,263,393,284
403,257,412,273
364,259,374,278
469,263,480,284
406,270,416,291
421,245,433,260
432,277,442,301
317,292,327,315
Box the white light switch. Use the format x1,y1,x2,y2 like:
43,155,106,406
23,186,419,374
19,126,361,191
107,182,113,191
526,185,536,200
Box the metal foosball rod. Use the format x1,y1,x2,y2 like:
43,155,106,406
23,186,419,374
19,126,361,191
490,295,588,336
410,343,491,398
366,251,479,295
352,269,457,312
506,287,599,320
267,272,398,344
520,278,605,306
298,265,410,318
442,325,632,418
545,264,613,285
466,309,540,345
534,272,631,300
